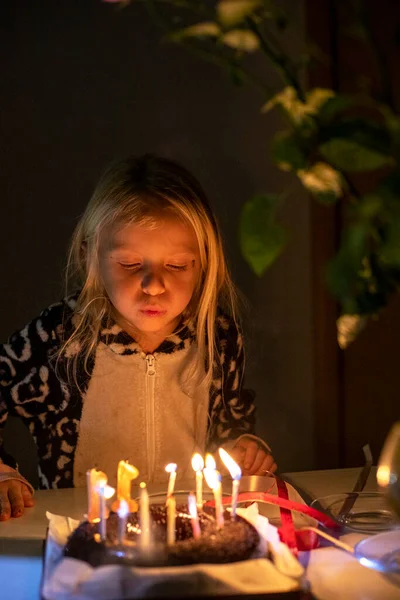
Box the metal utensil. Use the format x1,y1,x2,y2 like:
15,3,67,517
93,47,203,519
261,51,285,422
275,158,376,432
338,444,373,519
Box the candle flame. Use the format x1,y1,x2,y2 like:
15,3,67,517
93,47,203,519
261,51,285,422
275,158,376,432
104,485,115,499
191,453,204,472
203,467,221,490
165,462,177,473
377,465,391,487
118,498,130,518
96,476,108,489
218,448,242,480
188,492,198,519
205,453,216,470
140,482,147,489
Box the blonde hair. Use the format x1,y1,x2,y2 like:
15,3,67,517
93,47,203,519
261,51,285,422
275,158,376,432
61,154,239,387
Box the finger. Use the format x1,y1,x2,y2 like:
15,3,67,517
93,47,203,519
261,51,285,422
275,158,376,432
0,491,11,521
21,486,34,507
247,448,267,475
243,441,259,471
8,485,25,518
256,454,277,476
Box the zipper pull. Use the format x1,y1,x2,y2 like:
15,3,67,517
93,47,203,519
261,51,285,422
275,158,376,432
145,354,156,376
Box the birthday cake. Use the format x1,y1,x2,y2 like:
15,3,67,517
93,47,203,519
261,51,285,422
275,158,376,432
64,503,260,568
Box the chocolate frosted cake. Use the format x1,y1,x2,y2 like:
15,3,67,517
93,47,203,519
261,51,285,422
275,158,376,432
64,503,259,568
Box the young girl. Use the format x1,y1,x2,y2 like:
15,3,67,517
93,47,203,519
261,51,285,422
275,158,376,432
0,154,276,521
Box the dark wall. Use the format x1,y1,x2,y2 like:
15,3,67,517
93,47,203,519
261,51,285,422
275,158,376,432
0,0,313,483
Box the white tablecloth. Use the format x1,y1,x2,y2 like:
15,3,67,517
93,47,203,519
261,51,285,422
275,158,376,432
1,468,399,600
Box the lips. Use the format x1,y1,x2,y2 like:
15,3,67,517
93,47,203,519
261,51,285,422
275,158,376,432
140,307,166,317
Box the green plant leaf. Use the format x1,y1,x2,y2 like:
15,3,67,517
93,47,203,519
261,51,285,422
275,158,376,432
169,22,221,41
239,194,288,276
222,29,259,52
272,130,307,171
297,162,344,204
316,94,356,123
217,0,262,28
319,138,394,172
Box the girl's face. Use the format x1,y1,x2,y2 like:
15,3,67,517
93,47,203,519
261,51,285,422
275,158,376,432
98,214,201,345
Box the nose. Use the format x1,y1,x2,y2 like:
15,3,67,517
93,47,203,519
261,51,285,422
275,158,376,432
141,268,165,296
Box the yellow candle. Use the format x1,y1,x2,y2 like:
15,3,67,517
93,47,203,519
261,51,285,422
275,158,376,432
167,495,176,545
139,482,150,550
117,460,139,503
191,454,204,509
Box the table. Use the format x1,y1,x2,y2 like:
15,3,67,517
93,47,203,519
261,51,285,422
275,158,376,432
1,469,399,600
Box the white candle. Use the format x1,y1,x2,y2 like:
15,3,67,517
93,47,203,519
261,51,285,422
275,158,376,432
165,463,177,503
167,495,176,545
139,482,150,550
97,476,108,540
191,454,204,509
203,467,224,529
87,469,107,522
117,498,129,545
218,447,242,519
188,492,201,539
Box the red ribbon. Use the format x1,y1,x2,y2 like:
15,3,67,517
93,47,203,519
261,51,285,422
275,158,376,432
205,479,339,554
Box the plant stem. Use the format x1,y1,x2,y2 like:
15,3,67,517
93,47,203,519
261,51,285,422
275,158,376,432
246,17,306,102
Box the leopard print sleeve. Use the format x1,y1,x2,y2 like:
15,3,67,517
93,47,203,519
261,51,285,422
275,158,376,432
206,314,256,452
0,297,76,466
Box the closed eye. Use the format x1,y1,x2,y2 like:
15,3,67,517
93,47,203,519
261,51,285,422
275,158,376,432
119,263,141,270
166,264,188,271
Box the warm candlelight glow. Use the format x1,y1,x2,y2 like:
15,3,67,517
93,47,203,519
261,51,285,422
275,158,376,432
377,465,391,487
188,492,201,539
205,453,216,470
192,453,204,509
117,498,129,545
218,447,242,519
104,484,116,500
218,448,242,480
165,463,177,501
203,467,224,529
191,453,204,472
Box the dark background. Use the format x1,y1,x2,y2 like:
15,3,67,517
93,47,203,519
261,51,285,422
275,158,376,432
0,0,313,484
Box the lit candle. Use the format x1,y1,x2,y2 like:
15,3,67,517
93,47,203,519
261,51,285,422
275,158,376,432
165,463,177,503
205,453,216,470
188,492,201,539
97,478,115,541
191,454,204,509
139,482,150,550
117,498,129,545
117,460,139,504
218,447,242,519
203,467,224,529
167,495,176,545
87,468,107,522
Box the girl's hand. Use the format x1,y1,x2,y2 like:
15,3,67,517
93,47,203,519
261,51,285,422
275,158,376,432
0,464,34,520
230,436,277,476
